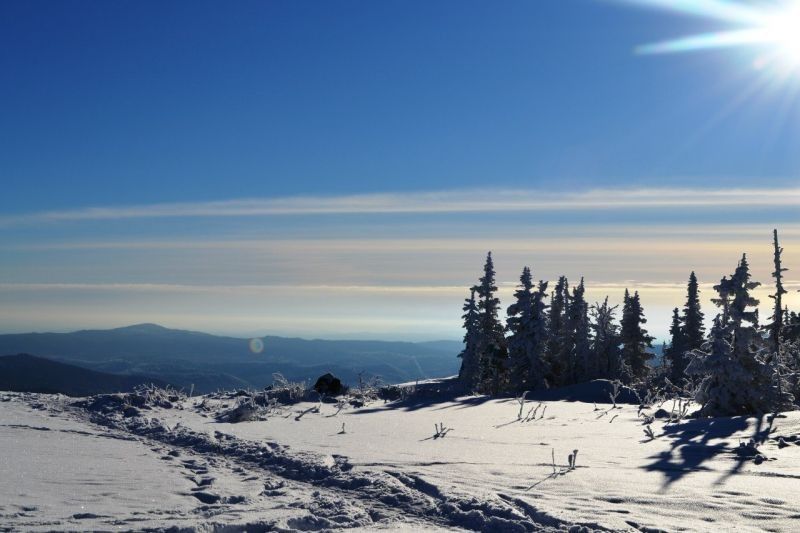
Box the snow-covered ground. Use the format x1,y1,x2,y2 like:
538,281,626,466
2,383,800,532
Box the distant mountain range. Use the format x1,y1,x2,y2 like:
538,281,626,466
0,324,463,393
0,354,170,396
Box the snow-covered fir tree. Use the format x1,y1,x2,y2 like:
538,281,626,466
506,267,534,390
458,288,481,388
766,230,795,409
590,297,622,379
475,252,509,394
547,276,570,386
565,277,592,383
620,289,654,382
767,229,788,355
529,280,551,388
506,268,549,391
665,307,688,384
682,271,705,352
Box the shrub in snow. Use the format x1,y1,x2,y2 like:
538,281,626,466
134,383,186,408
216,397,260,423
266,373,309,404
568,449,578,469
432,422,453,439
608,379,623,409
345,372,383,406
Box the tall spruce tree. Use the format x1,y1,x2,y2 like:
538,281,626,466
682,272,705,350
766,230,792,409
590,297,621,379
506,267,534,390
767,229,787,355
665,307,689,383
506,268,549,391
458,288,481,388
475,252,508,394
547,276,570,386
565,278,592,383
530,280,551,388
620,290,654,382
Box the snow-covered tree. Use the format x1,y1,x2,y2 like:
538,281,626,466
785,309,800,342
547,276,570,386
458,288,481,389
590,297,622,379
565,277,592,383
530,280,551,388
682,271,705,351
506,267,533,390
765,230,795,410
475,252,508,394
506,268,549,391
665,307,688,383
620,289,654,382
687,254,794,416
767,229,788,354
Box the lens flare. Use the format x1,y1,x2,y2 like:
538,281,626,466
249,338,264,354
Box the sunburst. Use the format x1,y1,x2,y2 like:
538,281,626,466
626,0,800,73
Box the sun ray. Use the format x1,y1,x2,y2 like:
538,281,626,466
616,0,769,25
636,29,772,55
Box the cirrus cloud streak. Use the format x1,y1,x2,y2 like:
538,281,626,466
2,187,800,226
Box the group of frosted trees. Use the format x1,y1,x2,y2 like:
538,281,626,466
458,251,655,395
458,230,800,417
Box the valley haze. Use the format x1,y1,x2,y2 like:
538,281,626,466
0,323,462,393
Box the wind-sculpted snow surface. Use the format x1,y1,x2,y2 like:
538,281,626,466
1,390,585,532
4,383,800,532
85,402,577,531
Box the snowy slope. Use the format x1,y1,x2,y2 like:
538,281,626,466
2,386,800,532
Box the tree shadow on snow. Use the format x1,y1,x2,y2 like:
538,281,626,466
352,379,497,414
644,413,776,489
354,379,638,416
353,389,495,415
714,413,777,485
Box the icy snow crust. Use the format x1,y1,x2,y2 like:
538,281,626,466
2,382,800,532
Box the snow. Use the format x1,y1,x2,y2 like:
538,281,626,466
2,386,800,531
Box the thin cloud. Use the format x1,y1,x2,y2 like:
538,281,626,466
6,280,797,294
2,187,800,226
0,282,468,294
3,235,781,253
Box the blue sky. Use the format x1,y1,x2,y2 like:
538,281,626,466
2,0,800,339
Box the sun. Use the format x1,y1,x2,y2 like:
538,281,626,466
631,0,800,73
765,5,800,68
